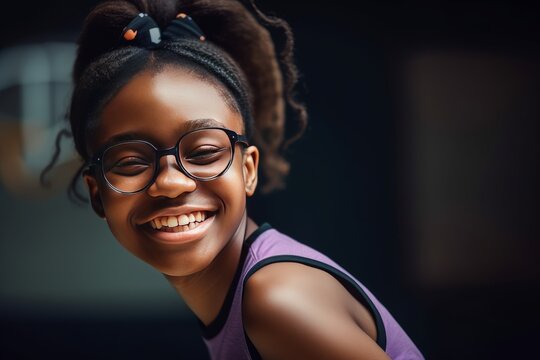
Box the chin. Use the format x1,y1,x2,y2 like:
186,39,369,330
147,248,217,278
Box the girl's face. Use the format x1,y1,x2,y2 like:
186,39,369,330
83,67,259,276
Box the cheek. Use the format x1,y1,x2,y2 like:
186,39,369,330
207,155,247,224
99,189,138,244
218,154,247,202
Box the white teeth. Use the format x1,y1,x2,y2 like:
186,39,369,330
150,211,212,230
178,214,190,226
167,216,178,227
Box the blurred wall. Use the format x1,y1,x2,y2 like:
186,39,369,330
1,1,539,359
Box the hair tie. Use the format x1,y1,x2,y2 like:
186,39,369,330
121,12,206,48
162,13,206,42
121,13,161,48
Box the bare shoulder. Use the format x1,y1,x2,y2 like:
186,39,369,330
243,262,389,360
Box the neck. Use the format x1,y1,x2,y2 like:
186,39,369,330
163,212,258,326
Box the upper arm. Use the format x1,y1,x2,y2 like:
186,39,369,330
242,262,389,360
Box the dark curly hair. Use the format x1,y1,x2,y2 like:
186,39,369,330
41,0,308,201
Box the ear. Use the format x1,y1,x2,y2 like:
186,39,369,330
83,170,106,218
242,145,259,197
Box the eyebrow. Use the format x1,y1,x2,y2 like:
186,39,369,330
100,118,226,149
184,118,226,132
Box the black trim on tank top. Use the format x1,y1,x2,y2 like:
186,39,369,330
242,255,387,359
198,222,273,339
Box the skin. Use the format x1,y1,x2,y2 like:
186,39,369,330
83,66,388,359
244,263,390,360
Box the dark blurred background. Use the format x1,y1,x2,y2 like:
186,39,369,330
1,0,539,359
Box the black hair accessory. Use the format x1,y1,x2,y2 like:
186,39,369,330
163,13,206,42
121,12,206,48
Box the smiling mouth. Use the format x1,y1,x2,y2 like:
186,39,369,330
147,210,215,233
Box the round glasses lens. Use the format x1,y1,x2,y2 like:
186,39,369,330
102,141,155,192
179,129,233,179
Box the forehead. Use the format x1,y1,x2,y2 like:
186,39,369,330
91,67,243,150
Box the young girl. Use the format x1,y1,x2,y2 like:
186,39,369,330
43,0,424,358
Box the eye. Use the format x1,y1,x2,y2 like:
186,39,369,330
185,146,228,164
108,157,152,175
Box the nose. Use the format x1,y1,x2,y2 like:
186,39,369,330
146,154,196,198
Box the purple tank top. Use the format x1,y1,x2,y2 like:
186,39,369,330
198,223,424,359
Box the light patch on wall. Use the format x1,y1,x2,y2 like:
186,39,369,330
0,42,81,199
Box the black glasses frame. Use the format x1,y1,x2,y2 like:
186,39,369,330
88,127,249,194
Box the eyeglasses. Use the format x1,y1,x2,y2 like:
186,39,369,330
88,127,248,194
